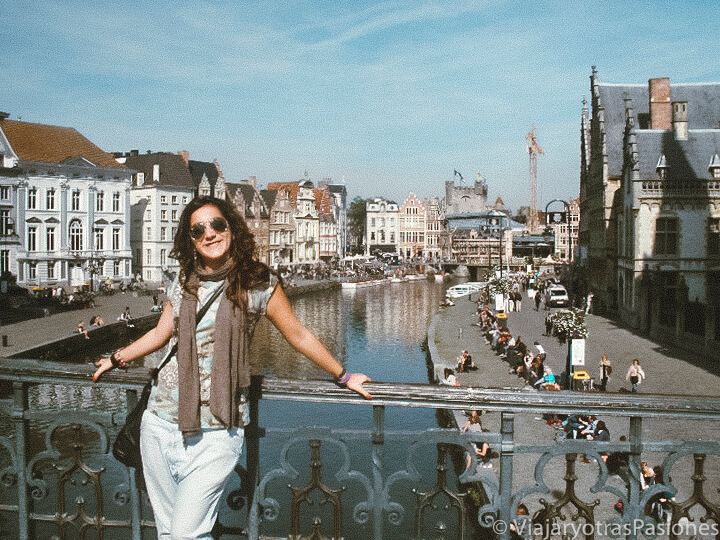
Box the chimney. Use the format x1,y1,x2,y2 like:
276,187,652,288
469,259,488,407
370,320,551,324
0,112,9,121
178,150,189,165
672,101,688,140
249,175,256,187
130,149,139,157
648,78,671,130
153,163,160,183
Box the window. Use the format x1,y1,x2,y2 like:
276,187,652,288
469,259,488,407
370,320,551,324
0,250,8,274
655,217,678,255
46,189,55,210
28,187,37,209
47,261,55,280
146,249,152,265
160,249,166,266
113,228,121,250
96,191,104,212
161,227,167,241
113,260,120,276
113,192,121,212
28,263,36,281
146,227,151,241
46,227,55,251
172,226,177,239
708,218,720,256
72,191,81,211
161,210,167,221
160,195,167,204
69,221,83,251
27,226,37,251
94,228,104,250
172,209,178,221
1,209,10,235
172,195,178,204
182,196,188,204
0,186,9,200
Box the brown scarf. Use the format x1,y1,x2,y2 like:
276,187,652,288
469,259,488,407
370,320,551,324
177,259,249,437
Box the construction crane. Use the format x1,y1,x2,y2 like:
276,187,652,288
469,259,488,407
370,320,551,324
526,125,544,233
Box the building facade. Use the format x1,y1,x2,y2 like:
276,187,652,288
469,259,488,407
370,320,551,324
365,198,399,255
551,197,579,261
227,178,270,266
580,68,720,352
398,193,426,259
119,151,195,283
0,114,133,289
424,197,443,262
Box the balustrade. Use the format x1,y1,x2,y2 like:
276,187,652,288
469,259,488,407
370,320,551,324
1,359,719,539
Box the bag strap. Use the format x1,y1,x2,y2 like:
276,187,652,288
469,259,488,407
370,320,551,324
152,282,226,377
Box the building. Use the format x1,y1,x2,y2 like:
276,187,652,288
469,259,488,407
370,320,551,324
186,154,226,200
0,114,133,289
266,176,322,265
262,187,296,268
227,178,270,265
580,68,720,352
424,197,443,261
398,193,426,259
118,151,195,283
365,198,399,256
322,179,348,259
551,197,579,261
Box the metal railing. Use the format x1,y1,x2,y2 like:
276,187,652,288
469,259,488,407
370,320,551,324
1,358,719,539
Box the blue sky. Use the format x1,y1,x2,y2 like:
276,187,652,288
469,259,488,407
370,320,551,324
3,0,720,211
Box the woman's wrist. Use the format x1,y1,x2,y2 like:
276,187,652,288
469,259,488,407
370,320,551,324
334,368,351,387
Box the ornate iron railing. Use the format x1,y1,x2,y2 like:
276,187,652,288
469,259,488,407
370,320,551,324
1,358,719,539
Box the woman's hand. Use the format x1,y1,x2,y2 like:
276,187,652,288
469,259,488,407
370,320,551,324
93,356,114,382
345,372,372,399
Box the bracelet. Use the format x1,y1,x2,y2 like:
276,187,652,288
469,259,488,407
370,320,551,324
334,368,351,387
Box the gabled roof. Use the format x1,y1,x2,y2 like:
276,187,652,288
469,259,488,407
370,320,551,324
260,189,278,208
227,183,269,219
123,152,194,188
188,160,219,189
0,119,124,169
266,181,301,208
597,81,720,177
633,129,720,181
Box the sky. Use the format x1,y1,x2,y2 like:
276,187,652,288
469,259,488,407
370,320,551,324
3,0,720,212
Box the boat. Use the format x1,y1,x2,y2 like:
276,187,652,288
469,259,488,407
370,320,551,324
340,279,388,290
390,276,408,283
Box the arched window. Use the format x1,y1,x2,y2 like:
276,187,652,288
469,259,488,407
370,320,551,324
69,220,83,252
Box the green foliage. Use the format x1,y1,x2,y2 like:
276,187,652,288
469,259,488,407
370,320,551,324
348,197,367,251
486,275,513,295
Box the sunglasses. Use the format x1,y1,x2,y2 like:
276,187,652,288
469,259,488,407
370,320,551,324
189,217,229,240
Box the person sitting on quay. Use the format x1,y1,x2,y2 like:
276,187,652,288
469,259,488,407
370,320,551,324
461,410,484,432
465,440,493,470
440,367,459,386
118,306,135,327
457,350,476,373
77,320,90,339
533,366,559,390
89,315,104,327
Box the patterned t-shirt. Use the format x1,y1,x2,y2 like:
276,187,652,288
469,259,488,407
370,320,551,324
147,275,278,428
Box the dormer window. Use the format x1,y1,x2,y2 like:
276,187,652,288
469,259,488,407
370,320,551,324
656,155,669,180
708,154,720,178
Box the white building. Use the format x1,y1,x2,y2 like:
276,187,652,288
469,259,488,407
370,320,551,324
0,114,133,289
365,198,399,256
118,151,195,283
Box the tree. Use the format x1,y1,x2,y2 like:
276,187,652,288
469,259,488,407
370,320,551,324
348,197,367,254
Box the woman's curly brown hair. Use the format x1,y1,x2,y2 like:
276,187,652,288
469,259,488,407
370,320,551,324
170,196,270,306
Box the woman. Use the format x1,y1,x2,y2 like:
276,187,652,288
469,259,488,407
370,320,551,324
599,354,612,391
93,197,371,539
625,358,646,393
462,410,483,432
440,367,459,386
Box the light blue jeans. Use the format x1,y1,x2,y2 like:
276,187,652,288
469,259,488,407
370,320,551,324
140,411,244,539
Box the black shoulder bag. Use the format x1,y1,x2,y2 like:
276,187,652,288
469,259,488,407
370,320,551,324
113,284,225,469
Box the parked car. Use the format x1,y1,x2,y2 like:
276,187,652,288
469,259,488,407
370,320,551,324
545,285,570,307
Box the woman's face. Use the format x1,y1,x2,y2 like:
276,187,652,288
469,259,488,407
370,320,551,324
190,204,231,269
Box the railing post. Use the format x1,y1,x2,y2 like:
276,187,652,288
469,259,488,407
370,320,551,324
498,411,515,540
12,382,29,540
372,404,385,540
627,416,643,540
125,388,142,540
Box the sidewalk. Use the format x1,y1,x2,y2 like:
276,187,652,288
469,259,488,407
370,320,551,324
0,291,162,356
